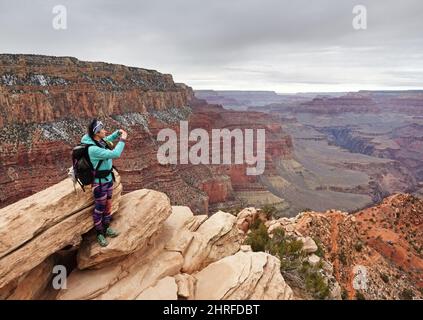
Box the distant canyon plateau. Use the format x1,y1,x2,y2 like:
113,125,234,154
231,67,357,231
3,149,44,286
196,89,423,215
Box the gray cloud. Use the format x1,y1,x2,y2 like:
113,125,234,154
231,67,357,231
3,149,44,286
0,0,422,92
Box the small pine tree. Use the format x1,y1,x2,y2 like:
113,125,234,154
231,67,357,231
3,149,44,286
261,204,277,220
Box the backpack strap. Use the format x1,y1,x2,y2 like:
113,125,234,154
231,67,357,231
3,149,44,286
85,144,104,186
94,159,104,186
84,145,95,171
94,139,118,183
76,179,86,192
111,165,118,182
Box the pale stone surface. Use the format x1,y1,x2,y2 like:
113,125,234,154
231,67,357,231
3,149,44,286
77,189,172,270
185,215,208,232
174,273,196,299
300,236,318,253
285,224,295,233
308,254,321,267
58,201,193,300
194,251,293,300
268,222,282,233
329,282,342,300
136,276,178,300
0,176,122,289
182,211,242,273
4,256,55,300
57,263,124,300
170,206,195,227
240,245,252,252
322,261,334,274
236,207,258,233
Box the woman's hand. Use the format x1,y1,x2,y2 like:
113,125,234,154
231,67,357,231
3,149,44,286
120,130,128,140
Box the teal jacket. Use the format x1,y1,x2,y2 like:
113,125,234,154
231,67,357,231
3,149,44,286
80,130,125,183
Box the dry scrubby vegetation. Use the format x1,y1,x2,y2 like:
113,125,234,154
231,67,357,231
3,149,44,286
245,218,330,299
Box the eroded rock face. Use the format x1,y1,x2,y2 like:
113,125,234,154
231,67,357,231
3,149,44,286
174,273,196,300
0,54,199,211
58,200,292,299
0,54,192,127
299,237,318,254
236,207,259,233
0,171,296,301
0,173,122,290
2,164,421,300
194,251,293,300
77,189,172,270
136,276,178,300
0,256,55,300
0,54,295,216
288,194,423,300
181,211,242,273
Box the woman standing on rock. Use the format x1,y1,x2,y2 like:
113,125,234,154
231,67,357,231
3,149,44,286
81,119,127,247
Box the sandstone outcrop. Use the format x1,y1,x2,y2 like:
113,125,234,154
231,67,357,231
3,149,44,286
50,186,291,300
57,206,244,300
0,173,122,290
181,210,242,274
77,189,172,270
193,251,293,300
0,256,56,300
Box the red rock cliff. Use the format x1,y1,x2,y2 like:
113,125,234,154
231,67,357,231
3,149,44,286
0,54,293,214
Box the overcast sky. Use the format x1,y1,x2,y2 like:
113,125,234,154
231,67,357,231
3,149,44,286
0,0,422,92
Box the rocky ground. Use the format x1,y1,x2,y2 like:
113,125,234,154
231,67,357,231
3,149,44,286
280,194,423,299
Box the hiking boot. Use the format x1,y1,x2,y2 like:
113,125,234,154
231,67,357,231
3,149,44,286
105,226,119,238
97,234,109,247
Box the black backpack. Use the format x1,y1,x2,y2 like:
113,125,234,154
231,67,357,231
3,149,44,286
71,140,116,191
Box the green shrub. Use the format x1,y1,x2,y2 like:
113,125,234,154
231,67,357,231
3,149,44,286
399,289,413,300
354,241,363,252
245,221,305,271
300,262,330,299
313,238,325,257
245,220,330,299
261,204,277,220
245,221,270,252
339,251,347,264
380,273,389,283
355,291,366,300
341,289,349,300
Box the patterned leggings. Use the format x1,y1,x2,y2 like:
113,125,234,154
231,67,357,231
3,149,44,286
92,181,113,234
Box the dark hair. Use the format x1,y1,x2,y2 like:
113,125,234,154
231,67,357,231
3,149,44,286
88,118,98,139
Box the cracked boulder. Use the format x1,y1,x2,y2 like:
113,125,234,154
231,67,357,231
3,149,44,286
193,251,293,300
